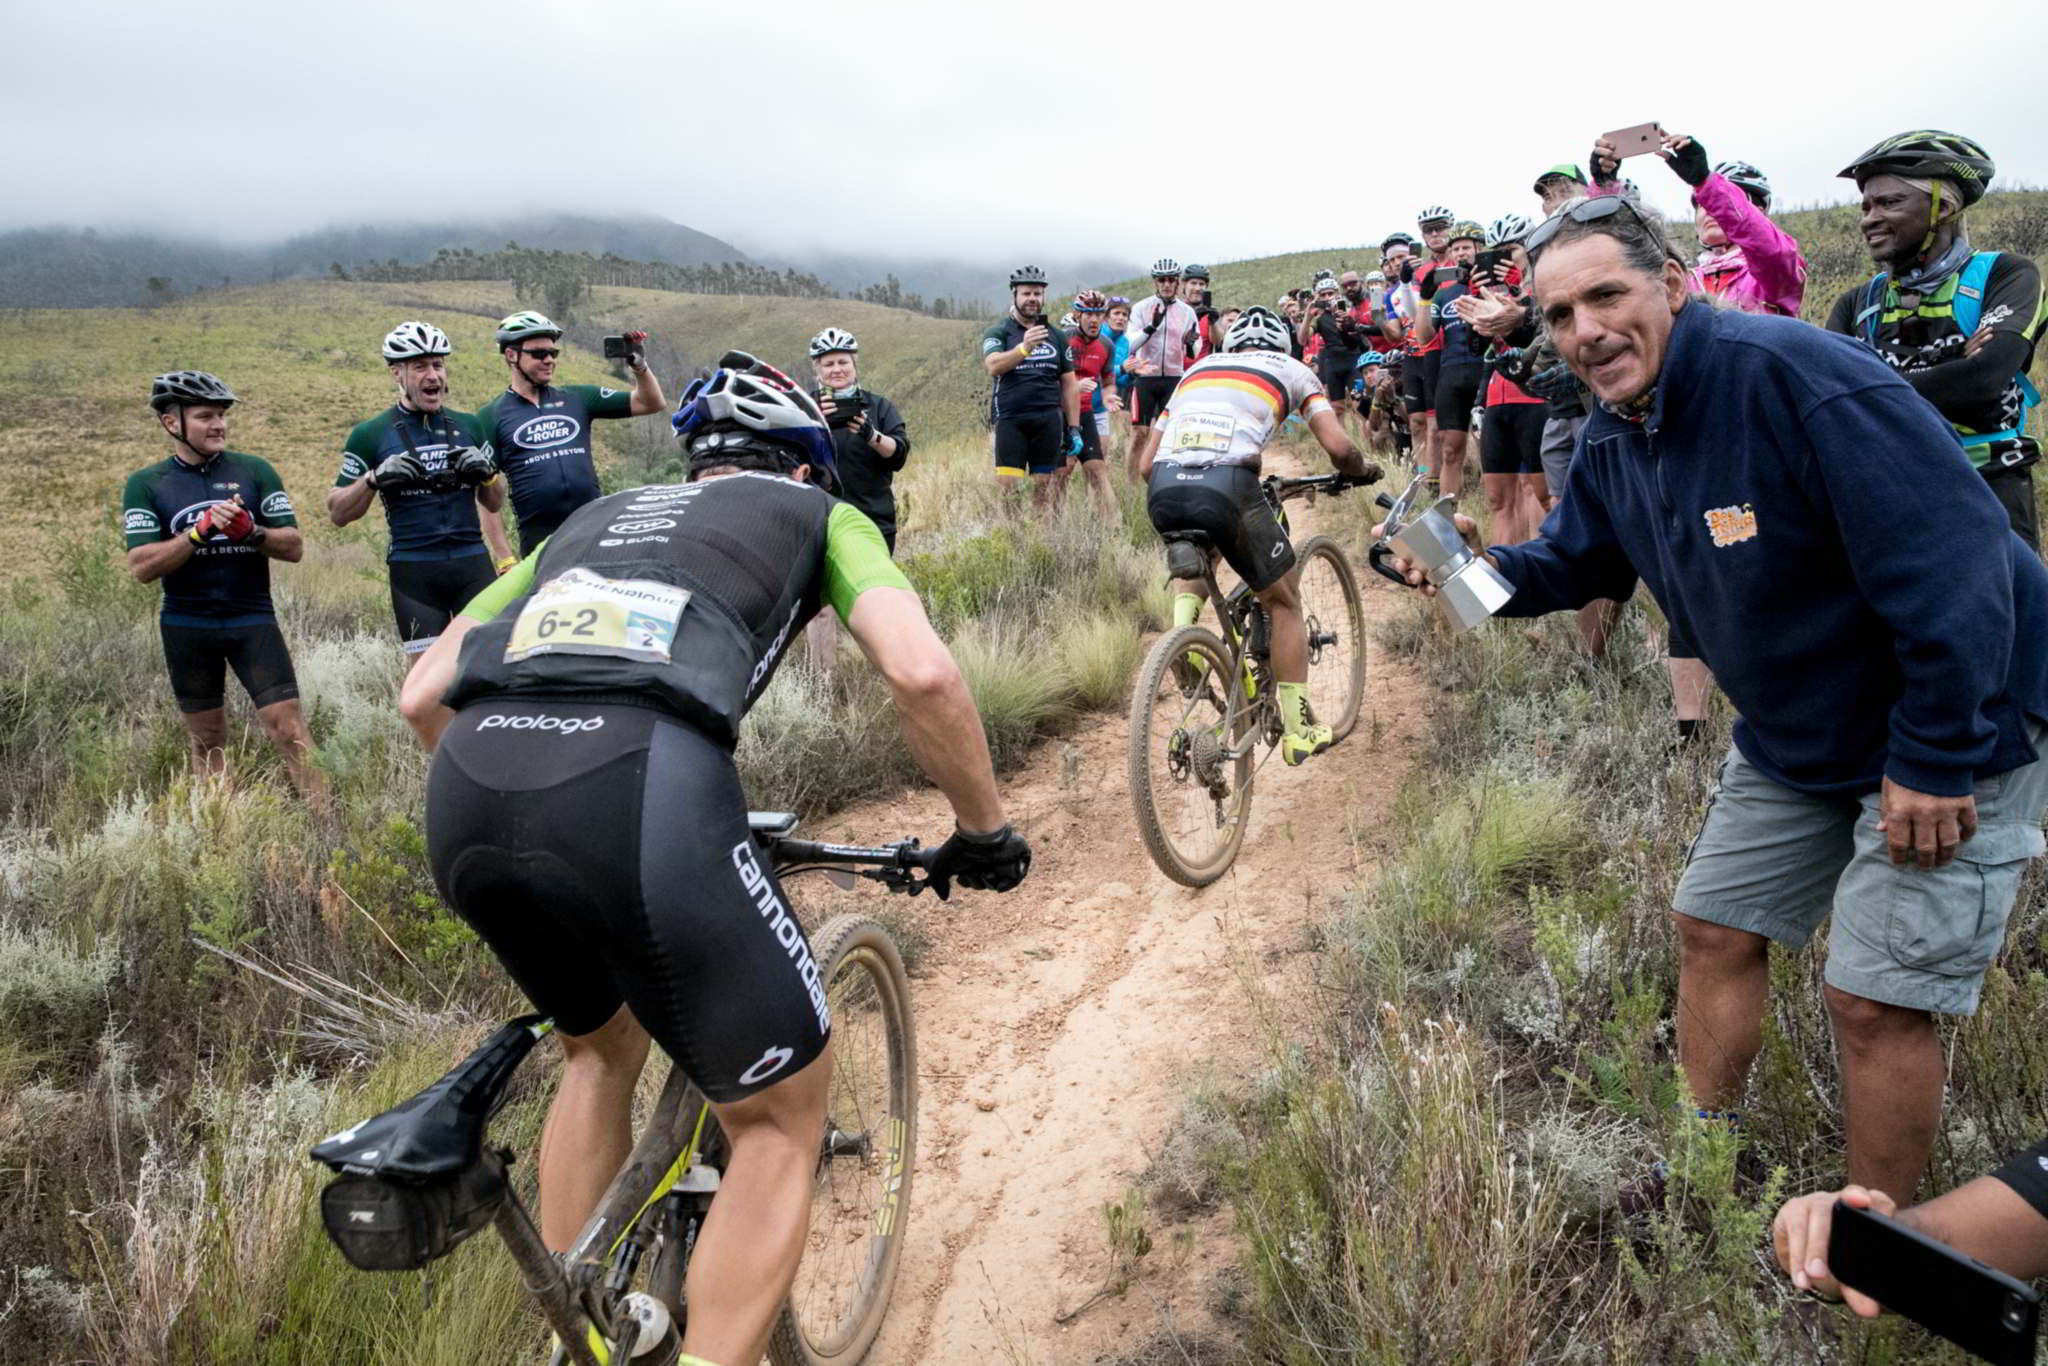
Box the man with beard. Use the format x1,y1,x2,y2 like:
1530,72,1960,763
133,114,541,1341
1063,291,1119,517
1826,130,2046,551
982,265,1081,509
1181,264,1218,362
330,321,506,656
476,310,666,557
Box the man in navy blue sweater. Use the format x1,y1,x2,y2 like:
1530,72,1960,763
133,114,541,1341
1384,197,2048,1205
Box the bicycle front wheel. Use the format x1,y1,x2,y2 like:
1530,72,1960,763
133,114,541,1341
770,915,917,1366
1128,624,1255,887
1296,536,1367,742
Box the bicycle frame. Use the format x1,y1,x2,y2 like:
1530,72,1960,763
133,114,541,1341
484,826,936,1366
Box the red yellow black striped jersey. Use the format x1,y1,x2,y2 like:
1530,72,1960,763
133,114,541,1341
1156,350,1331,468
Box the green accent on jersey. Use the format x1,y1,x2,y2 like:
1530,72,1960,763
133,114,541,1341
458,501,908,629
824,502,911,623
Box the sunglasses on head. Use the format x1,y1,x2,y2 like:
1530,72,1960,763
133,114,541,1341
519,347,561,360
1525,194,1647,254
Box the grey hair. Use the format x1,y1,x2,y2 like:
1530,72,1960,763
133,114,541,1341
1529,195,1687,277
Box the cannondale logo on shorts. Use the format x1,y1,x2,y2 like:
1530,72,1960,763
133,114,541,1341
476,713,606,736
738,1046,795,1087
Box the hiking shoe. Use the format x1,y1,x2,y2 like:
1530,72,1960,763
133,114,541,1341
1280,724,1334,766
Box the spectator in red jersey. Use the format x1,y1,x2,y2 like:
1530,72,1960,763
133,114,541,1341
1181,264,1218,362
1063,291,1119,517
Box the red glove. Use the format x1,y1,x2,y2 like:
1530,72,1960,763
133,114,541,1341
214,499,256,542
188,504,219,543
624,330,649,369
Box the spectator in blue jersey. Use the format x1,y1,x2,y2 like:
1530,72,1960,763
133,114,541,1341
1105,297,1135,445
124,371,327,804
1380,198,2048,1207
476,311,667,559
329,321,507,657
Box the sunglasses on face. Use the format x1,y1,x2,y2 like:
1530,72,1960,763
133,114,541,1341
520,348,561,360
1525,194,1646,253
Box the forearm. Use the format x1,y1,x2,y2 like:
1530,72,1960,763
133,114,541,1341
895,672,1006,832
127,538,194,583
1902,333,2032,416
397,615,477,750
985,347,1026,377
1899,1175,2048,1281
259,527,304,563
629,362,666,415
479,504,515,567
1062,377,1080,427
474,477,506,514
328,479,375,526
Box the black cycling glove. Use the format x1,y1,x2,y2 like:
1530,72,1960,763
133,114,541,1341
1666,138,1711,189
450,446,500,486
929,824,1031,900
371,452,427,491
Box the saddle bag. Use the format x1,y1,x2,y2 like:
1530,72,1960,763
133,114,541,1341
319,1149,509,1271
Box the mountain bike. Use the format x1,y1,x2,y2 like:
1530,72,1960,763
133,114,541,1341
1128,473,1370,887
312,812,927,1366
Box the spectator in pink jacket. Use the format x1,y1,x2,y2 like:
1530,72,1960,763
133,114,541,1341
1592,130,1808,317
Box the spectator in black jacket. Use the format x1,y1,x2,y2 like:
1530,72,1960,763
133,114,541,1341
809,328,912,553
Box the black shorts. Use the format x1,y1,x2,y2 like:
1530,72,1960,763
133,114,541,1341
1131,375,1179,428
389,552,498,653
1075,411,1105,463
1480,402,1547,475
161,619,299,713
1146,463,1294,592
1403,351,1442,416
427,700,830,1103
1318,351,1360,402
1435,364,1483,433
993,410,1066,477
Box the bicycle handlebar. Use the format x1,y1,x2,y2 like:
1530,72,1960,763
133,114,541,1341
765,834,941,895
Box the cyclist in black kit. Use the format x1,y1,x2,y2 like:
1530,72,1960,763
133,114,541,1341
398,350,1029,1366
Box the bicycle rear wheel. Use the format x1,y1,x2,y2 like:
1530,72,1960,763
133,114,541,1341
769,915,917,1366
1128,624,1255,887
1295,536,1367,741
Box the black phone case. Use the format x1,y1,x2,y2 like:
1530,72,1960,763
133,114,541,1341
601,336,629,359
1830,1202,2040,1366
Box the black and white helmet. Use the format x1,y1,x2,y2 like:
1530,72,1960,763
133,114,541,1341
1714,160,1772,210
808,327,859,358
1486,212,1535,247
1150,257,1182,278
1223,306,1291,354
149,370,237,412
1010,264,1048,288
382,321,452,361
494,310,562,346
1417,205,1455,227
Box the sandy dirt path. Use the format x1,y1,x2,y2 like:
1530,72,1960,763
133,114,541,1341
806,456,1433,1363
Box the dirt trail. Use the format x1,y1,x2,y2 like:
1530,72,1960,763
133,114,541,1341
808,460,1433,1363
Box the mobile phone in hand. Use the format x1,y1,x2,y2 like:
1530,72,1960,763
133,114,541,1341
1830,1201,2040,1366
1601,122,1663,158
602,336,631,360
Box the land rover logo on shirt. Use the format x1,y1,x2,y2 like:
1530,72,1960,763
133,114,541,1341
170,502,217,533
511,415,582,449
261,491,293,518
124,509,159,533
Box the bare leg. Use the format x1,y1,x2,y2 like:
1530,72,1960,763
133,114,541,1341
537,1006,651,1252
1481,472,1518,545
254,697,331,808
183,707,229,779
1577,598,1618,657
1257,571,1306,684
682,1047,833,1366
1083,460,1116,519
1826,985,1943,1201
1668,656,1714,722
1672,912,1770,1112
1518,474,1550,539
1439,430,1469,499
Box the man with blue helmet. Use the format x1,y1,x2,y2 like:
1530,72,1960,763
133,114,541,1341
399,350,1030,1366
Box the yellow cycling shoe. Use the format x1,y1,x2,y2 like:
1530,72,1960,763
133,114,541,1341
1280,724,1333,766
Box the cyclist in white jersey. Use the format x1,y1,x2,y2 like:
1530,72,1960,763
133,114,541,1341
1138,307,1378,765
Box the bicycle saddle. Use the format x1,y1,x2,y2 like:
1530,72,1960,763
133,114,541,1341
312,1015,547,1180
1160,533,1211,581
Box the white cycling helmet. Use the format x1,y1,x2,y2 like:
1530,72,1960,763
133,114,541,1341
1058,313,1077,330
1223,306,1291,354
808,327,859,358
1417,205,1455,227
1486,212,1536,247
495,310,561,347
1364,270,1386,284
1150,257,1183,278
382,321,451,361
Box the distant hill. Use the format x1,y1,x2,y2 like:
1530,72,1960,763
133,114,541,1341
779,251,1146,321
0,213,751,309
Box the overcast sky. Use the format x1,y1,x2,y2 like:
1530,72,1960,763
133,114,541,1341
10,0,2045,270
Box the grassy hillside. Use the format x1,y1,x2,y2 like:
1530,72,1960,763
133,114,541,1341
0,279,984,574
